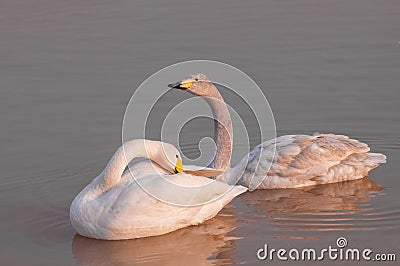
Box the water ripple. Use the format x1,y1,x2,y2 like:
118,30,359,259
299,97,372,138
238,178,400,232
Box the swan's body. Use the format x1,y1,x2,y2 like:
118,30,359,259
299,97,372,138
169,74,386,189
70,139,247,240
227,134,386,189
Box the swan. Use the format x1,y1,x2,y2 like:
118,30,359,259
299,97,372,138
168,74,386,189
70,139,247,240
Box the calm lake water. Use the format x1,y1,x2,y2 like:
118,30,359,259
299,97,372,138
1,0,399,265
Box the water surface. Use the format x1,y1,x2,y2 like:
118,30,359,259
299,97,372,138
1,0,399,265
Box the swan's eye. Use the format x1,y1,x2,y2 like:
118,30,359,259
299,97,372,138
195,78,198,81
176,155,179,158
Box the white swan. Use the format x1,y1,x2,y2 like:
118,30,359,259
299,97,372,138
168,74,386,189
70,139,247,240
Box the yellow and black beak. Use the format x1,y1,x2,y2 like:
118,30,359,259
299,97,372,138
174,158,184,173
168,79,194,90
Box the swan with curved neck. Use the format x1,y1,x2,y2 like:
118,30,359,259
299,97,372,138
168,74,386,189
70,139,247,240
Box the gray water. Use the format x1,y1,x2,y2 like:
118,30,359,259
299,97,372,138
1,0,399,265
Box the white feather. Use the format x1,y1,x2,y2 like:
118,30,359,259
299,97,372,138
70,139,247,240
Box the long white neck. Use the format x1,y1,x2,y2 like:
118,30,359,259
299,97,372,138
198,83,254,186
203,87,233,171
80,139,155,200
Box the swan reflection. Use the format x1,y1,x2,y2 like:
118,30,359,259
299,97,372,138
240,177,384,231
72,213,238,266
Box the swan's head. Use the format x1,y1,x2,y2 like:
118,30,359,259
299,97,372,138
168,74,215,97
150,141,183,174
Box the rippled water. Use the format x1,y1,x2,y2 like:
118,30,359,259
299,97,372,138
1,0,399,265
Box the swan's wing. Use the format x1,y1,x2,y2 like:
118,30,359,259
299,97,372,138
113,173,246,212
104,174,247,239
234,134,386,189
121,159,170,181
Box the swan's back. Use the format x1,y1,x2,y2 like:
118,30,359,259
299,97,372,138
234,134,386,189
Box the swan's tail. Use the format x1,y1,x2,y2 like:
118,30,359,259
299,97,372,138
192,185,247,224
313,152,387,184
366,152,387,165
226,185,248,199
